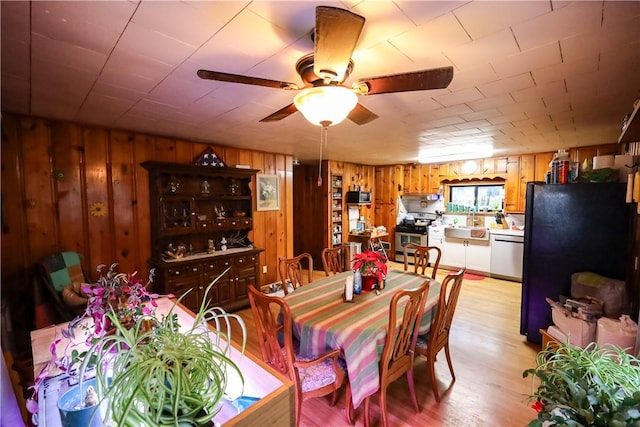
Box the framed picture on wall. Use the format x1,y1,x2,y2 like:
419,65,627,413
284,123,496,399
256,174,280,211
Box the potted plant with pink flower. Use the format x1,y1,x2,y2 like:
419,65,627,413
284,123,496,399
27,263,160,420
352,250,388,291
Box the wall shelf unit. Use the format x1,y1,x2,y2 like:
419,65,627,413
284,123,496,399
331,174,344,246
141,161,263,313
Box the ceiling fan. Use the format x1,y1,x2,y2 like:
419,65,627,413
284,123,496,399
197,6,454,127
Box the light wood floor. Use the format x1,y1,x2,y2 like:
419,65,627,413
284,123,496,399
232,263,541,427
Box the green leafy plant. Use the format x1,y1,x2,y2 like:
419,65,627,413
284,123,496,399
523,342,640,427
78,268,247,426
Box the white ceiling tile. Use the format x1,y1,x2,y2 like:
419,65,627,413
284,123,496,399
75,92,137,125
395,1,466,26
491,42,561,79
31,1,136,54
350,1,417,51
478,73,534,98
467,94,515,111
351,41,428,80
461,108,503,122
1,0,30,44
453,1,550,40
531,55,599,85
147,75,213,107
602,1,640,26
511,79,566,103
100,48,173,92
133,1,246,48
435,87,484,107
117,22,196,67
390,13,469,65
445,29,521,71
447,63,499,91
247,1,329,41
31,33,107,75
512,1,603,52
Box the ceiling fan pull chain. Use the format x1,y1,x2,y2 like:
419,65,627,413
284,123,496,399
317,124,328,187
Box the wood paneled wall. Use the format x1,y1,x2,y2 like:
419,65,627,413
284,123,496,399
1,113,293,327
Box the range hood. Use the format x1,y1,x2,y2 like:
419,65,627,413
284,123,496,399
401,193,442,200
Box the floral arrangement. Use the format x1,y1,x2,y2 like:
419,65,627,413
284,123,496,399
352,250,388,284
80,263,158,336
26,263,161,418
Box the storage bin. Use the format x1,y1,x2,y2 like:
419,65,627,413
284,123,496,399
596,315,637,354
551,306,596,347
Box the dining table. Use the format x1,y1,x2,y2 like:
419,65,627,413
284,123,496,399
284,269,441,409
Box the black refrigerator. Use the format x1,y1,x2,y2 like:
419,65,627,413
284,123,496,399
520,182,634,345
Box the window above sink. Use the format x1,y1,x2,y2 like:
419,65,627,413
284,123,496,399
448,183,504,213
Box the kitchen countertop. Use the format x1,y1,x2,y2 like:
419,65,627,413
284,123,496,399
489,228,525,237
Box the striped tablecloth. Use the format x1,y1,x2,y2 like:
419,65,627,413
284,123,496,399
284,270,440,408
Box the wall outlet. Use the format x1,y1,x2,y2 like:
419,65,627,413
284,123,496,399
262,265,267,274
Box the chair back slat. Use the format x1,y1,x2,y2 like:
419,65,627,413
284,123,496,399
278,253,313,295
402,243,441,279
381,280,430,377
321,247,344,276
430,268,464,349
247,285,295,377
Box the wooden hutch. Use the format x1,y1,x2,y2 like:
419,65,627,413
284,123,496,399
141,161,262,313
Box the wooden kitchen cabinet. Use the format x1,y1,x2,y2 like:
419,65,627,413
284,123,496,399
503,157,520,212
142,161,263,313
441,236,491,274
403,164,431,194
517,154,535,212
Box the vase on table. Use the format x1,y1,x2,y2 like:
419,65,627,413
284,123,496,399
362,275,378,292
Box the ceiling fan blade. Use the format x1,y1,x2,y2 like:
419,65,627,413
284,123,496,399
349,103,379,125
259,103,299,122
355,66,454,95
197,69,298,90
314,6,365,83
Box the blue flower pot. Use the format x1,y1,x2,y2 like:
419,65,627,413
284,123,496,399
57,378,103,427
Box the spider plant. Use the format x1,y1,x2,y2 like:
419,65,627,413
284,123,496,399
77,268,247,426
523,342,640,427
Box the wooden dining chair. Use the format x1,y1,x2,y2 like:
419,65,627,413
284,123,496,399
247,285,347,427
415,268,465,402
321,247,344,276
278,253,314,295
363,279,430,427
403,243,441,279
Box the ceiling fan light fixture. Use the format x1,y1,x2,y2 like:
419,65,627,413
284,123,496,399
293,86,358,126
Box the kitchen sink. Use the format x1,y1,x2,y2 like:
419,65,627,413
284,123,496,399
444,226,489,241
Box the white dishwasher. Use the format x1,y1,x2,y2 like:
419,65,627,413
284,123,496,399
490,232,524,281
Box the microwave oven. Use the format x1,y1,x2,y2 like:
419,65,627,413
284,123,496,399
346,191,371,204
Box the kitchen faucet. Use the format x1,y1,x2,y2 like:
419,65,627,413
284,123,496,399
467,209,480,227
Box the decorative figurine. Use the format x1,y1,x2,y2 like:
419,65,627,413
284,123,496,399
220,237,227,251
207,239,215,254
165,243,178,259
201,180,210,194
168,176,181,193
214,203,225,219
228,180,239,195
176,243,187,258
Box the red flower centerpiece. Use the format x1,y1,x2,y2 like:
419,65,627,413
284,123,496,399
352,250,388,291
